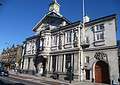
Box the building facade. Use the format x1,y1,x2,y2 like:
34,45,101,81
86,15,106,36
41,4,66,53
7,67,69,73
21,0,119,84
21,36,37,74
0,45,23,70
117,40,120,79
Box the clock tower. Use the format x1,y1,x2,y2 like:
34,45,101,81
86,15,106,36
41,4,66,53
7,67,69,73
49,0,60,14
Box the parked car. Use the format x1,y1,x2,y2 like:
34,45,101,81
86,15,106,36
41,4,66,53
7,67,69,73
0,62,9,77
0,68,9,77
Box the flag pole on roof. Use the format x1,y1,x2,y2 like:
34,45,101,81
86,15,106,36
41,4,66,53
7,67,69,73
83,0,85,26
81,0,90,49
82,0,86,43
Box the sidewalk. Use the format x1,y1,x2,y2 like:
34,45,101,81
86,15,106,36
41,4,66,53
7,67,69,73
9,71,109,85
9,70,70,85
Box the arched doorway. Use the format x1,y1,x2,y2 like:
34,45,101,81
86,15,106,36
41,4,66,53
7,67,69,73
95,61,110,84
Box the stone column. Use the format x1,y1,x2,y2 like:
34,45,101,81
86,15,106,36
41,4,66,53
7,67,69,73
63,54,66,72
24,57,28,71
71,30,74,48
58,55,63,72
46,56,49,72
56,56,59,71
27,57,30,72
50,56,52,72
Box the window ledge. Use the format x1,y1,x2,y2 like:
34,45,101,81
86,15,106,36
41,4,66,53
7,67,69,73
94,40,105,43
93,40,105,46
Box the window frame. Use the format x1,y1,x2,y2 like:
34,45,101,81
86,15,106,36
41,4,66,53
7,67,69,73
52,35,58,46
65,30,72,44
93,24,105,46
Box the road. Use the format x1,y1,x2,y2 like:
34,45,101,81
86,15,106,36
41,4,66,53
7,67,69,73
0,76,42,85
0,75,109,85
0,76,69,85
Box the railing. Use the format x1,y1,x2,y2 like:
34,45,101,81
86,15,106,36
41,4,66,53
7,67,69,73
81,37,90,49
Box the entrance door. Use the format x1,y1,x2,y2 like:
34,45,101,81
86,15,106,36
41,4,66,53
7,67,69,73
52,55,56,72
42,57,47,76
95,61,110,84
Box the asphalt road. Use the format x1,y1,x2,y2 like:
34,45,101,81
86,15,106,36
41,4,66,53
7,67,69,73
0,76,69,85
0,76,47,85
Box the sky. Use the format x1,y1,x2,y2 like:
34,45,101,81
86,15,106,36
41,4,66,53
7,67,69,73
0,0,120,52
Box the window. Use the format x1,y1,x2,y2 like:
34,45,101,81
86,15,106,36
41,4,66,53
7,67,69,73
52,35,57,46
86,56,89,63
40,40,43,48
65,54,71,69
40,39,44,50
32,45,34,54
95,32,104,41
86,36,89,43
73,30,78,41
58,35,62,49
94,24,104,32
26,42,32,54
65,31,72,44
86,70,90,80
94,24,105,42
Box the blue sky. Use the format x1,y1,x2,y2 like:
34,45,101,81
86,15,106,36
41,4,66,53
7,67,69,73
0,0,120,52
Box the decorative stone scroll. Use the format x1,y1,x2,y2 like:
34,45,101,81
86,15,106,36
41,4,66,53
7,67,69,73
94,52,107,61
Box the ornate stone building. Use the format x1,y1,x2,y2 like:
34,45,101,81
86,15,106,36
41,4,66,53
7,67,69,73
21,0,119,84
21,36,37,74
0,45,23,70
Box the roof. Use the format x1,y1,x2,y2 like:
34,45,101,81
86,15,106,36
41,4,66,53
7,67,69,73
85,14,117,27
51,20,82,33
51,14,117,33
26,35,39,41
32,12,71,32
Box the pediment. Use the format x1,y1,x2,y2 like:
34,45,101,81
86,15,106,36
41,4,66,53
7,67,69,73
33,12,71,32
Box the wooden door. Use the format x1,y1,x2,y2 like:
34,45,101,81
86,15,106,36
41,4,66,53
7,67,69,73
95,61,110,84
95,64,102,83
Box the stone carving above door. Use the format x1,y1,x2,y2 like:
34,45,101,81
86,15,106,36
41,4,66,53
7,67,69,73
94,52,108,61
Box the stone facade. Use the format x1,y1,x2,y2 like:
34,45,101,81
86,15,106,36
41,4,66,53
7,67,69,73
117,40,120,79
0,45,23,70
21,36,37,74
21,0,119,84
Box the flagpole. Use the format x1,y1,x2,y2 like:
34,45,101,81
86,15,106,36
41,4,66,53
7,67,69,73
80,0,85,81
82,0,85,42
83,0,85,25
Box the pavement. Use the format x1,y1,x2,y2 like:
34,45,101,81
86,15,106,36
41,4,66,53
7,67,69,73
9,70,109,85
